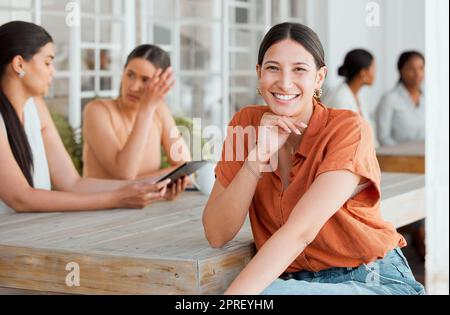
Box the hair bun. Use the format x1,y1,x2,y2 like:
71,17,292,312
338,65,347,77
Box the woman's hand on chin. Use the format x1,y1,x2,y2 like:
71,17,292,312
257,112,308,162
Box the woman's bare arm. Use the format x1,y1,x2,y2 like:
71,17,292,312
82,100,157,180
202,113,306,248
224,170,362,295
202,149,265,247
0,98,169,213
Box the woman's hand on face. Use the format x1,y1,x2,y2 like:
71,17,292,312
116,179,171,209
140,67,175,111
257,113,308,162
163,176,189,201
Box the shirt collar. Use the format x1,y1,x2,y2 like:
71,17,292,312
297,100,328,158
397,82,424,102
397,82,410,98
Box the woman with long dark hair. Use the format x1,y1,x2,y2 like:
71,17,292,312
202,23,425,295
0,21,171,213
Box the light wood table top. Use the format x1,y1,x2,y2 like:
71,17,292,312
377,141,425,173
0,173,425,295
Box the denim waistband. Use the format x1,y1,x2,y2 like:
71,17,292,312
280,248,403,281
280,266,357,281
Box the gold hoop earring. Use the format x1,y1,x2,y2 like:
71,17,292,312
313,88,323,99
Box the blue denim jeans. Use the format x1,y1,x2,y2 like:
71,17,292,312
261,248,426,295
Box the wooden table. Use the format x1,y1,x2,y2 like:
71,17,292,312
0,173,425,295
377,141,425,173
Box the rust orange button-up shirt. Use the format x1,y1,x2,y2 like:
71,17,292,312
215,102,406,273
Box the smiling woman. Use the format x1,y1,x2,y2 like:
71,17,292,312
256,23,326,120
202,22,425,295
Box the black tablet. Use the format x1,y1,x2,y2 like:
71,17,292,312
156,161,209,184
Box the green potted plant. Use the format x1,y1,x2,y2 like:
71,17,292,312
50,111,83,175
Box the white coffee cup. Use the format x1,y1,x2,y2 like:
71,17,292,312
191,162,216,195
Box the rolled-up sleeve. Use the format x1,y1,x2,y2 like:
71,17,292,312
316,115,381,197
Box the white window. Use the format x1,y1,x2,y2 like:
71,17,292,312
140,0,306,128
0,0,37,24
78,0,133,101
1,0,306,129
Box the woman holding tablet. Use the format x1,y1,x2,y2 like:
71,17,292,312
202,22,425,295
0,21,171,213
82,45,191,201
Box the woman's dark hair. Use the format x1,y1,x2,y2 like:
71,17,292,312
397,50,425,83
338,49,374,82
124,44,171,70
0,21,53,187
258,22,326,69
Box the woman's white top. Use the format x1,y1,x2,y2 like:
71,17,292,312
324,82,370,119
324,82,379,147
376,83,425,146
0,97,51,213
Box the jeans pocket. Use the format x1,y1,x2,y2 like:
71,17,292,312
391,260,414,279
352,250,425,295
388,260,425,295
394,248,412,267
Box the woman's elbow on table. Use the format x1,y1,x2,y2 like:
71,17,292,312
4,188,36,213
202,213,229,248
204,233,228,249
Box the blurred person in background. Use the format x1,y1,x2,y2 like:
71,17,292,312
82,44,191,201
0,21,171,213
376,51,426,261
325,49,376,120
376,51,425,146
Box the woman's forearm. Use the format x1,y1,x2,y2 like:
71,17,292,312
14,188,118,213
113,108,156,179
137,165,179,181
203,149,263,247
70,177,132,193
72,165,182,194
224,222,310,295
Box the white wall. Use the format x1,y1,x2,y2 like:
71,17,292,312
306,0,425,119
425,0,449,295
